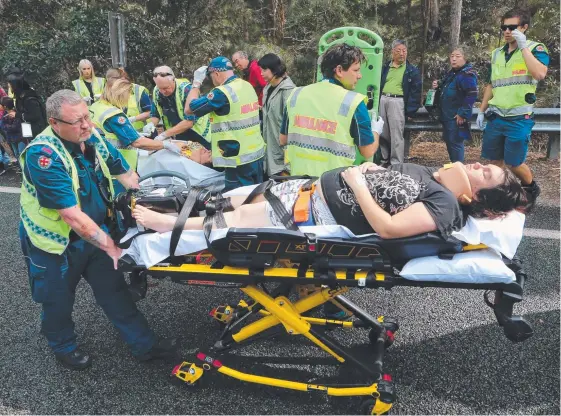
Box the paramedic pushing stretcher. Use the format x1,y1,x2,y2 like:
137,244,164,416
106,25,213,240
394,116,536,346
132,162,532,240
19,90,177,370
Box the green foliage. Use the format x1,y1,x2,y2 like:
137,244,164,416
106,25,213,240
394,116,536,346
0,0,558,105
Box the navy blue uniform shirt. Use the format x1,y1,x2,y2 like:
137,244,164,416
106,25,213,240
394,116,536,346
150,83,209,148
102,113,141,147
23,133,129,226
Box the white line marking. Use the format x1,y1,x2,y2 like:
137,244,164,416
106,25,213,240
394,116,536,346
0,186,21,194
524,228,560,239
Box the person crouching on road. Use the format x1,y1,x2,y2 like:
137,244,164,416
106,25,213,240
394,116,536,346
184,56,265,192
19,89,177,370
431,46,478,163
279,43,383,177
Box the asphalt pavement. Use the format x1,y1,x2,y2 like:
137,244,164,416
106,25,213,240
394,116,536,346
0,166,559,415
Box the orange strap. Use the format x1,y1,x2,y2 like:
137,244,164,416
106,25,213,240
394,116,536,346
294,183,316,223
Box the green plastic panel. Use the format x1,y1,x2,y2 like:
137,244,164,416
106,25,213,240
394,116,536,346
317,27,384,164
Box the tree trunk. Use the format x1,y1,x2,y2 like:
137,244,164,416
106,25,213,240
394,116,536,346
420,0,429,91
450,0,462,50
427,0,441,41
407,0,413,29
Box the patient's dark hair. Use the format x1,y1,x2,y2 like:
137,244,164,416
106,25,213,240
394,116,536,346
462,168,533,220
320,43,365,79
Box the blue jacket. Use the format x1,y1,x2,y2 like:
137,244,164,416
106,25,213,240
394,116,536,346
380,60,422,117
437,63,478,122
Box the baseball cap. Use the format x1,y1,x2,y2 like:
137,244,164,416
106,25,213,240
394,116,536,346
207,56,234,73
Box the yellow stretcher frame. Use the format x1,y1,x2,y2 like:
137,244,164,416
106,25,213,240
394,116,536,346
121,241,529,415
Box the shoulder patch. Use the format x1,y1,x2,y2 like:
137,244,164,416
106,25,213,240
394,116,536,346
117,116,126,125
38,155,52,170
40,146,53,155
535,45,545,52
207,92,215,100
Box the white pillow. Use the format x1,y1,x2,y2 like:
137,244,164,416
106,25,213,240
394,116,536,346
400,248,515,284
452,210,525,259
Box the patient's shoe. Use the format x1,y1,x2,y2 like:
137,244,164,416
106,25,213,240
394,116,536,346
135,337,179,362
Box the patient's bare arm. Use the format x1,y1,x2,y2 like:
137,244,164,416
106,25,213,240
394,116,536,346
341,166,437,239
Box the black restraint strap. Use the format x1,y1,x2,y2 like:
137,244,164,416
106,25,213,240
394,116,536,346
169,188,204,257
116,229,155,249
239,179,298,231
242,180,275,205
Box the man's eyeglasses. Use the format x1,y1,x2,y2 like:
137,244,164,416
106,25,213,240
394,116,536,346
153,72,173,78
52,115,91,126
501,24,519,32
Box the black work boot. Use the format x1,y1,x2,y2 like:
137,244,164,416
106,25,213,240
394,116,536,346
55,348,92,370
135,337,179,362
522,181,541,202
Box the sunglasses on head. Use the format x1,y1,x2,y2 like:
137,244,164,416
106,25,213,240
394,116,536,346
153,72,172,78
501,24,519,32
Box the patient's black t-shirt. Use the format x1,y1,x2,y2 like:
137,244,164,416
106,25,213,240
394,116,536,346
320,163,464,237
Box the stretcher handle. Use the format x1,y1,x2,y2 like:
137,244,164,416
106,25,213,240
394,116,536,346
318,27,383,53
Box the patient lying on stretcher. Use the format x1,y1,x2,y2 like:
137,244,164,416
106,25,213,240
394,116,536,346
132,162,532,240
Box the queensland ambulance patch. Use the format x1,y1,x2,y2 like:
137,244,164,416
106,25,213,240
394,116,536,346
207,92,215,100
535,45,545,52
38,155,52,169
118,116,126,125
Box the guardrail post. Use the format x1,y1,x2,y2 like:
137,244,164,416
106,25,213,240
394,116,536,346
547,133,560,160
404,130,411,159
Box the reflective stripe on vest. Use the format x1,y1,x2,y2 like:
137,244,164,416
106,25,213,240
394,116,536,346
211,115,260,133
90,101,139,170
127,83,148,131
287,133,355,160
19,127,114,254
488,41,546,116
153,80,211,142
285,81,365,177
72,77,105,101
210,78,265,168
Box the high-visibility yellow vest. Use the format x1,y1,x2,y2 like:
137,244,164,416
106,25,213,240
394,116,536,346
90,100,138,171
72,77,106,103
152,79,211,143
19,127,114,254
210,78,265,167
286,81,365,177
488,41,547,117
127,83,149,131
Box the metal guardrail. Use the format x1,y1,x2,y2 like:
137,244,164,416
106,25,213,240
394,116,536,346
404,107,561,159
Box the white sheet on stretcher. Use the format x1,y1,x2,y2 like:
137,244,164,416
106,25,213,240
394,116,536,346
137,149,225,191
121,184,525,285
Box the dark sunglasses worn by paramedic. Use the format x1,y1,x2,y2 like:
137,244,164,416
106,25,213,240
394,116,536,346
501,24,520,32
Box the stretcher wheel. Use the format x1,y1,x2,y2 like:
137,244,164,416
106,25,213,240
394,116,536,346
503,316,533,342
359,398,390,415
369,318,399,349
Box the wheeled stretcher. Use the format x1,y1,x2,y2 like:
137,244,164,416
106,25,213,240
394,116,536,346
117,181,532,415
